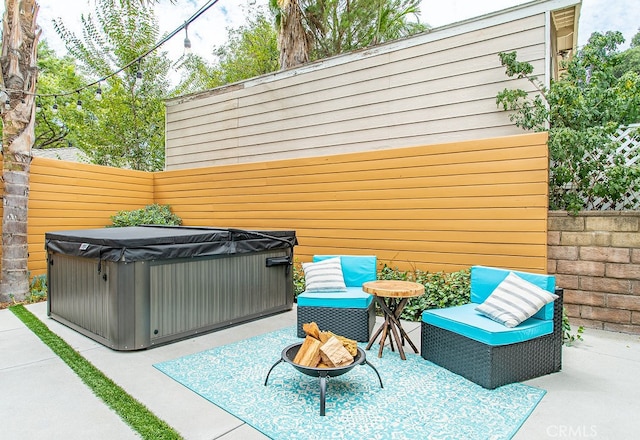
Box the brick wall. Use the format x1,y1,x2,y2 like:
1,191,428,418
548,211,640,335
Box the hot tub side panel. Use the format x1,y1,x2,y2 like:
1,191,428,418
149,250,293,346
47,254,148,350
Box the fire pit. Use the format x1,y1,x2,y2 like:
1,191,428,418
264,342,383,416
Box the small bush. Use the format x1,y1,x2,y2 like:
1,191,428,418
377,264,471,321
293,261,471,321
109,204,182,227
29,274,48,303
562,308,584,345
293,260,306,298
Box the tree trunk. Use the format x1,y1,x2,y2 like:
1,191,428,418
0,0,40,303
277,0,310,70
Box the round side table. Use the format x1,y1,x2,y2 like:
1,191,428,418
362,280,424,360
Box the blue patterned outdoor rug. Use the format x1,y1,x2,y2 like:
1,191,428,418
154,326,545,440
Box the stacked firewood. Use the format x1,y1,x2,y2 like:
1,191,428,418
293,322,358,368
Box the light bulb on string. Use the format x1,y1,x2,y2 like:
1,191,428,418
52,96,59,114
184,25,192,55
134,69,143,92
4,99,10,110
76,99,83,112
95,85,102,101
36,101,42,112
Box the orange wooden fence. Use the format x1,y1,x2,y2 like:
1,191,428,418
14,132,548,277
27,159,154,274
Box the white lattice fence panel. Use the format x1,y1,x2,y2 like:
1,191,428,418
588,123,640,211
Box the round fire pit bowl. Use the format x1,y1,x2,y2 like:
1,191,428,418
264,342,383,416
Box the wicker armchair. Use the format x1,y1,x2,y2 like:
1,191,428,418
421,266,563,389
296,255,377,342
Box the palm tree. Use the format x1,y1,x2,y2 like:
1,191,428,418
270,0,426,70
271,0,312,70
0,0,40,303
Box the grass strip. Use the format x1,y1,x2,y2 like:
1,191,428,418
10,305,183,440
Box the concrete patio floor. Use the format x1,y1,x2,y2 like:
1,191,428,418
1,301,638,440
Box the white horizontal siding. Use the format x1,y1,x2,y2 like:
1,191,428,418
165,11,548,169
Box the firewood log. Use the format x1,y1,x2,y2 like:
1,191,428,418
293,336,322,367
319,336,354,367
326,331,358,356
302,322,321,340
318,331,331,344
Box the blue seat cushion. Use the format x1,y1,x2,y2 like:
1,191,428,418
297,287,374,309
421,303,553,346
313,255,377,287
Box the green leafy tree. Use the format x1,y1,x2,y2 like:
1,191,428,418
33,41,95,151
174,11,278,95
269,0,427,69
53,0,169,171
614,29,640,77
496,31,640,212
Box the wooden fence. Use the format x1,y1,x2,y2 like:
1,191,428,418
12,132,549,277
26,159,154,274
156,132,550,273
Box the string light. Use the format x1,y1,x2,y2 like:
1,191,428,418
184,25,192,55
52,96,58,114
36,101,42,112
4,99,10,110
1,0,221,101
76,98,83,112
134,63,143,93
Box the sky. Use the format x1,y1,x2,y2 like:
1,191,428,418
5,0,640,71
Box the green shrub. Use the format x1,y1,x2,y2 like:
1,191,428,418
377,265,471,322
562,308,584,345
29,274,48,303
293,260,306,298
109,204,182,227
293,261,471,319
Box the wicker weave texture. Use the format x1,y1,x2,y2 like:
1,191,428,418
421,288,563,389
297,305,375,342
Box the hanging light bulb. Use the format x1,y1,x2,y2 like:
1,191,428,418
95,86,102,101
135,70,143,91
184,25,192,55
77,99,83,111
4,99,10,110
36,101,42,112
52,96,59,114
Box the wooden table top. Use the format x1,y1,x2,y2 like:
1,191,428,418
362,280,425,298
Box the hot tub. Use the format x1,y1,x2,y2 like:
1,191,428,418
45,225,297,350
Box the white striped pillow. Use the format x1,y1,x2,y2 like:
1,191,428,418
302,257,347,292
475,272,558,328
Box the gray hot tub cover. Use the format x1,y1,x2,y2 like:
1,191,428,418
45,225,297,262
